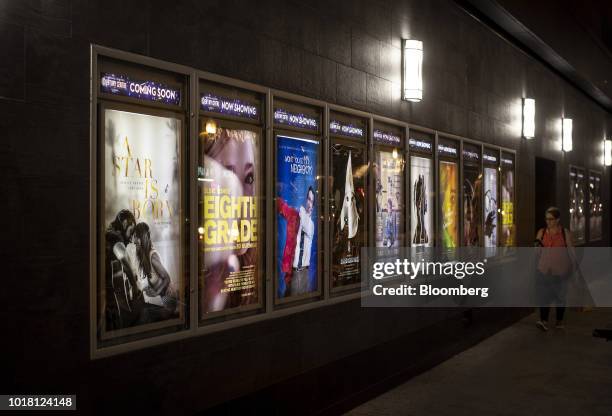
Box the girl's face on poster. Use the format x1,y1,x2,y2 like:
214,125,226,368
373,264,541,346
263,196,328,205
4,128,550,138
217,136,256,196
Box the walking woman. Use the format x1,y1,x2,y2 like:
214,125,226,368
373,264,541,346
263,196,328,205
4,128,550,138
534,207,575,331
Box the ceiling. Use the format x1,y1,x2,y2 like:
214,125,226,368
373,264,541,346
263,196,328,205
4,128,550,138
456,0,612,113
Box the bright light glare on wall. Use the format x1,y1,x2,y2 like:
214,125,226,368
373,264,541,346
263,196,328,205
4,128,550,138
605,139,612,166
205,120,218,135
522,98,535,139
402,39,423,102
562,118,573,152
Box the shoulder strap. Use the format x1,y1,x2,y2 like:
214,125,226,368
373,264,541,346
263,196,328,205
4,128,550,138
562,227,577,273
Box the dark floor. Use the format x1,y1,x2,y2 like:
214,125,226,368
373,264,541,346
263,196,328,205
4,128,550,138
345,309,612,416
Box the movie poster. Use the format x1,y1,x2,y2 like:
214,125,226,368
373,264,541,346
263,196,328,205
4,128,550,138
463,165,482,246
276,135,319,299
375,150,404,248
331,144,366,288
570,169,586,244
199,128,260,315
589,173,602,241
484,167,498,247
410,156,434,247
103,109,181,334
501,169,515,246
439,161,458,248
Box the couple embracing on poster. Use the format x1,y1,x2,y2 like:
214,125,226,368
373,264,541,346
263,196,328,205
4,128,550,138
105,209,178,330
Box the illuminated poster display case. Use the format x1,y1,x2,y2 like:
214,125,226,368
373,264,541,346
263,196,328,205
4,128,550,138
92,51,190,352
329,110,368,293
197,80,266,323
500,152,515,247
462,142,482,247
483,148,500,250
588,170,603,242
409,130,435,249
570,166,586,245
437,137,460,249
373,121,406,261
273,98,323,305
89,47,526,358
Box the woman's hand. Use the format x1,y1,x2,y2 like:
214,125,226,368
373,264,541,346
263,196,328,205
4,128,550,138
125,243,140,277
144,286,161,297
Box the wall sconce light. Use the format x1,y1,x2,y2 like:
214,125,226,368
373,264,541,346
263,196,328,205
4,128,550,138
199,120,218,137
522,98,535,139
605,138,612,166
402,39,423,102
205,120,218,135
562,118,573,152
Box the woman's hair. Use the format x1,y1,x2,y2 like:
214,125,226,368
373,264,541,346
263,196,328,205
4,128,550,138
545,206,561,220
202,127,254,159
133,222,153,278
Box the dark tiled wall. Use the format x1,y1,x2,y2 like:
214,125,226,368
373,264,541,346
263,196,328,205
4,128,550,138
2,0,610,413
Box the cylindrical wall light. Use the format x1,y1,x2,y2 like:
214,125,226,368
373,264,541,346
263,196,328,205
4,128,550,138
402,39,423,102
562,118,573,152
522,98,535,139
605,138,612,166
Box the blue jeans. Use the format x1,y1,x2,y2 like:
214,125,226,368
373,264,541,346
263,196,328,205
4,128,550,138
536,270,568,322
